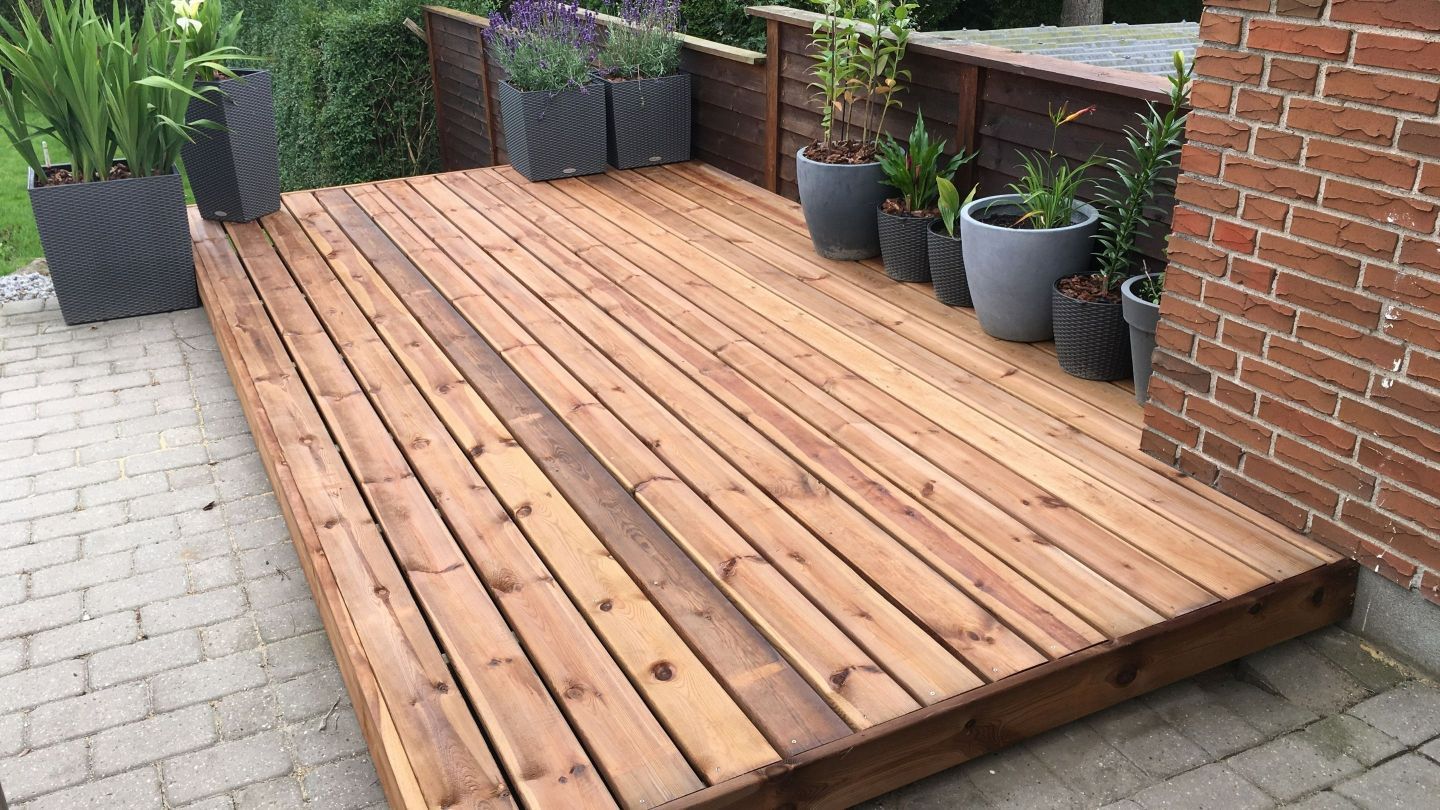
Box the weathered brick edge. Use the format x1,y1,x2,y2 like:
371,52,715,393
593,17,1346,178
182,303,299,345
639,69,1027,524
1143,0,1440,604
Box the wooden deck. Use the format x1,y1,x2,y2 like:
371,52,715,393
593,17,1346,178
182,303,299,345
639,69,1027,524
190,162,1356,810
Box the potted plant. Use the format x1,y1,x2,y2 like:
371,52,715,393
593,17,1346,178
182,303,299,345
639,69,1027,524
1123,270,1164,402
178,0,278,223
797,0,915,260
1055,54,1192,382
596,0,688,169
874,111,971,283
961,104,1101,342
0,0,245,325
486,0,606,182
928,176,978,306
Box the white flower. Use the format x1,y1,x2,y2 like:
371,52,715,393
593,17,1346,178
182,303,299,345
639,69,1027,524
176,16,203,32
172,0,204,18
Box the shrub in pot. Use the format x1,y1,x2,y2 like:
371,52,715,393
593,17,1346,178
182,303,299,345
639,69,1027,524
0,0,248,325
797,0,915,260
595,0,689,169
928,176,978,306
962,105,1101,342
179,0,278,222
874,111,972,283
486,0,607,182
1085,53,1193,391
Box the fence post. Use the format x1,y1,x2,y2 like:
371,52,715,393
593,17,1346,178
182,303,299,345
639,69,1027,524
955,63,983,194
764,18,781,193
476,22,500,166
424,10,452,171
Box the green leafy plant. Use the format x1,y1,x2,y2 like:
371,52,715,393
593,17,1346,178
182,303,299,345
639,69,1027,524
0,0,246,184
1004,103,1101,229
935,174,978,237
1132,268,1165,303
807,0,916,155
600,0,682,80
875,111,972,213
1093,51,1193,294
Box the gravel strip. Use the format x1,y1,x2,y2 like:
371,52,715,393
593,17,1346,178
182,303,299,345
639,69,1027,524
0,270,54,302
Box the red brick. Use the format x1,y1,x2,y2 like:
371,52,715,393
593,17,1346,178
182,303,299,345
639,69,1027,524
1196,339,1240,372
1410,350,1440,389
1189,80,1234,114
1204,279,1297,331
1235,90,1284,124
1294,312,1405,369
1276,270,1382,329
1385,305,1440,346
1254,128,1304,162
1148,375,1187,412
1332,0,1440,34
1324,180,1439,233
1188,397,1272,450
1324,67,1440,115
1377,484,1440,534
1267,58,1320,93
1222,318,1267,354
1199,11,1243,45
1203,432,1246,469
1215,376,1259,412
1241,356,1341,413
1342,498,1440,563
1259,396,1358,453
1145,403,1202,447
1241,195,1288,230
1275,435,1376,498
1186,113,1253,151
1171,207,1213,238
1245,454,1341,511
1176,177,1242,214
1224,155,1321,200
1354,32,1440,76
1276,0,1326,17
1162,265,1204,300
1257,233,1363,287
1169,237,1229,276
1154,351,1215,392
1217,471,1308,529
1289,208,1399,261
1212,220,1258,254
1287,99,1397,145
1359,439,1440,500
1399,237,1440,274
1230,257,1275,291
1140,428,1182,462
1305,139,1420,190
1179,446,1222,482
1343,398,1440,464
1180,144,1223,178
1313,515,1419,587
1194,46,1264,85
1247,19,1351,59
1364,265,1440,317
1398,120,1440,158
1269,334,1372,392
1369,376,1440,427
1421,164,1440,197
1156,321,1197,354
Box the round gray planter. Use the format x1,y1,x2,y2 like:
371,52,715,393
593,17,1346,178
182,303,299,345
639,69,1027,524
183,69,281,223
796,148,888,260
959,194,1100,342
1122,275,1162,404
877,204,935,282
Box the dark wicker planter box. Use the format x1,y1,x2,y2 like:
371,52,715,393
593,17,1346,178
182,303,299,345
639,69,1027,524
1052,275,1132,381
877,205,936,283
498,80,607,182
601,72,691,170
927,220,971,307
28,164,196,326
183,69,281,223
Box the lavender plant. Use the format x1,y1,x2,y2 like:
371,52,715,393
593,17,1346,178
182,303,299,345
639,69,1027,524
600,0,682,80
486,0,601,92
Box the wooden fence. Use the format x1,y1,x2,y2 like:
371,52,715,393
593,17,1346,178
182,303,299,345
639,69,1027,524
423,4,1184,265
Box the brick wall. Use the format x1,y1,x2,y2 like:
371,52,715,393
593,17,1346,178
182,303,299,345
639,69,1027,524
1142,0,1440,604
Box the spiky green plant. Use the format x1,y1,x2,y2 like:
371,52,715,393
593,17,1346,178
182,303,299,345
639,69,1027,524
875,111,973,212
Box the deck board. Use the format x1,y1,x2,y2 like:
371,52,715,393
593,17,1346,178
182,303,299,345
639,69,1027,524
192,164,1354,809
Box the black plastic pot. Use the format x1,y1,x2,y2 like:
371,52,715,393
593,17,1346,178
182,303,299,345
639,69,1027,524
600,72,691,169
1052,275,1132,381
183,69,281,222
926,220,970,307
498,80,607,182
28,163,196,326
1122,274,1162,403
877,204,936,282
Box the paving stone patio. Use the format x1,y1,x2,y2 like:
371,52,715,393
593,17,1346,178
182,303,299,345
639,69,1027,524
3,296,1439,810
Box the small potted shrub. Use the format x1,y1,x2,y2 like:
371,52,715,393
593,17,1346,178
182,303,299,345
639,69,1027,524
1058,55,1191,381
1123,271,1164,402
798,0,915,260
961,105,1101,342
179,0,279,223
928,176,978,306
486,0,606,182
0,0,245,325
596,0,689,169
874,111,971,283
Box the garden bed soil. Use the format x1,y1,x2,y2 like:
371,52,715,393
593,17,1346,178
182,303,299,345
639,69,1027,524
40,162,133,186
803,139,876,164
1058,273,1122,304
881,198,938,218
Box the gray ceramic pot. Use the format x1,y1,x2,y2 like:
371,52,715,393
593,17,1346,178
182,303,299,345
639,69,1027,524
1122,274,1162,404
796,148,888,259
28,164,196,326
960,194,1100,342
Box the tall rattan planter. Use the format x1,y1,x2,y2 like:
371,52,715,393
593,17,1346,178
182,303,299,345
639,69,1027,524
183,69,281,223
499,80,607,182
601,72,691,169
927,221,971,307
877,204,935,283
28,165,196,326
1052,275,1132,381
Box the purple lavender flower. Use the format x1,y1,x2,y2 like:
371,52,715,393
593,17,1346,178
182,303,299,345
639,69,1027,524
486,0,602,92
